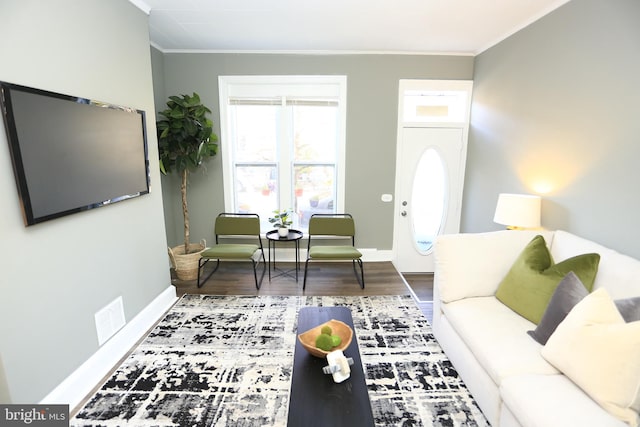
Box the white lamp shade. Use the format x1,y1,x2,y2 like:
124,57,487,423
493,193,541,229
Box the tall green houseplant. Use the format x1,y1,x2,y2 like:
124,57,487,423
157,92,218,255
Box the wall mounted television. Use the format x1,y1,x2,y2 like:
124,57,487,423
0,81,150,226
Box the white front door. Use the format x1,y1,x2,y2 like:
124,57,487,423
392,80,472,273
394,127,465,272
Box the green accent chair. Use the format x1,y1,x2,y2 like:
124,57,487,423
197,213,266,289
303,213,364,290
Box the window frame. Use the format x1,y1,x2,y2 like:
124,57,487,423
218,75,347,231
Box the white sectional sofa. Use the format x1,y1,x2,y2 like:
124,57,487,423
432,230,640,427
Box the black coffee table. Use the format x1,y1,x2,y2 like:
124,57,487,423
287,306,374,427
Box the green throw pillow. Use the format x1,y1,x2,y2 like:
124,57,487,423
495,235,600,324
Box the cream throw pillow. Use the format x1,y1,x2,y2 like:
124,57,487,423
541,288,640,427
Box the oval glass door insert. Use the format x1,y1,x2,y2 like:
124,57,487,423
411,147,446,254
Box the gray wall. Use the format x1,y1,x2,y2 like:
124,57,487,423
465,0,640,258
151,47,180,247
155,53,474,250
0,0,170,403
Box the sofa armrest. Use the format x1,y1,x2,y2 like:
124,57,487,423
434,230,554,303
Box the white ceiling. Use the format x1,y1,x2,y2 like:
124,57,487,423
132,0,571,55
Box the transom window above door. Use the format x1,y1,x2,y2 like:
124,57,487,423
218,76,347,232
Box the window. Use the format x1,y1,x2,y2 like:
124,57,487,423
402,90,469,123
218,76,347,231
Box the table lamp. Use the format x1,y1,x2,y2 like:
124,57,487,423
493,193,541,230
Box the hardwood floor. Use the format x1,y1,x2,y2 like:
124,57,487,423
173,261,405,296
172,261,433,322
401,272,434,323
401,273,434,301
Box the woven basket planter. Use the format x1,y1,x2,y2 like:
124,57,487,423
168,241,206,281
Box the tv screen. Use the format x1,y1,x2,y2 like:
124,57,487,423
0,81,150,226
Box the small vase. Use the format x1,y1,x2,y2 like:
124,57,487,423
278,227,289,238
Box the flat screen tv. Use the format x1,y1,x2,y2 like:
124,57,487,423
0,81,150,226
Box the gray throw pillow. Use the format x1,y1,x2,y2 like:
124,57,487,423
527,271,588,345
615,296,640,322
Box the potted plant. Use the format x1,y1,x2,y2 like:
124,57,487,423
157,92,218,280
269,209,293,237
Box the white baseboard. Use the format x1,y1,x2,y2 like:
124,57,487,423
266,248,393,263
360,249,393,262
41,285,177,409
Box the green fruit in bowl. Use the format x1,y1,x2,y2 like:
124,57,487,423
330,335,342,347
321,325,332,335
315,333,333,351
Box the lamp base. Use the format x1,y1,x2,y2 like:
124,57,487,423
505,226,543,231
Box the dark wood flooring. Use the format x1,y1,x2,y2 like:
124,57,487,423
172,261,433,322
401,273,434,301
401,272,434,322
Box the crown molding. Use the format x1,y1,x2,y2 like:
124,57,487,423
475,0,571,54
152,47,475,57
128,0,151,15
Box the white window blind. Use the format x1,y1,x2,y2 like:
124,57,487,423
219,76,347,231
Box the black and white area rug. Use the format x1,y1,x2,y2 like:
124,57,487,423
72,295,489,426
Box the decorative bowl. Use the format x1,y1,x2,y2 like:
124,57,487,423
298,319,353,358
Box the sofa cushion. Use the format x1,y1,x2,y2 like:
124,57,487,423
551,230,640,299
526,272,640,346
441,296,558,387
435,230,555,303
615,296,640,322
500,374,629,427
541,288,640,427
527,271,589,345
495,235,600,324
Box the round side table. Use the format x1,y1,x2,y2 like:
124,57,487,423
266,229,303,281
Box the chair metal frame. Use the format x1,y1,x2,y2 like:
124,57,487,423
303,213,364,290
197,213,266,289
